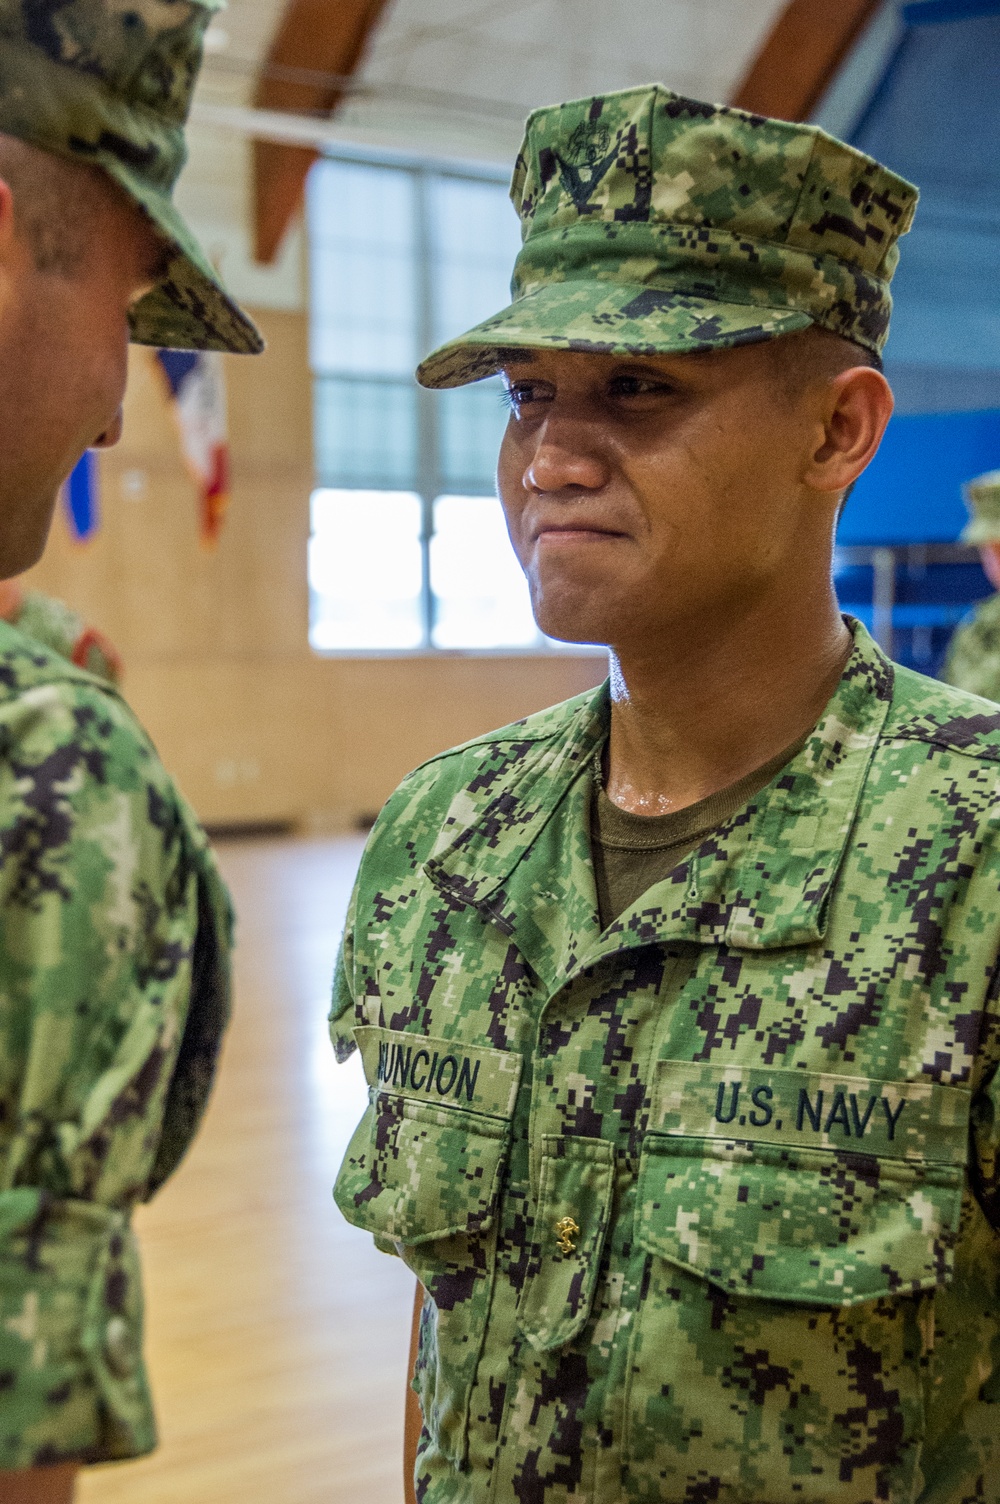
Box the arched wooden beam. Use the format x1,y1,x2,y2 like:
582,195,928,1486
731,0,884,121
252,0,390,264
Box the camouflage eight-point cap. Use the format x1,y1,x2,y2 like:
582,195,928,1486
417,83,918,389
0,0,263,354
960,469,1000,544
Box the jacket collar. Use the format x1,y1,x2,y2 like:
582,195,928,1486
425,622,894,974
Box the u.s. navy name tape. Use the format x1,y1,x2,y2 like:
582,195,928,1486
653,1060,969,1163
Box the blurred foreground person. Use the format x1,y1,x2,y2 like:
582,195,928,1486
331,87,1000,1503
0,577,122,686
942,470,1000,699
0,1,262,1499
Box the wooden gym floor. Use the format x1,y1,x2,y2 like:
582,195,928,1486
78,836,413,1504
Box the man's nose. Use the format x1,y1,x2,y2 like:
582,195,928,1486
92,408,125,449
524,422,609,495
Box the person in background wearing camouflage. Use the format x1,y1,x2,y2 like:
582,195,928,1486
942,470,1000,700
0,576,123,686
331,86,1000,1504
0,2,262,1500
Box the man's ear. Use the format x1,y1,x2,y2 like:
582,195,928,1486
0,174,36,331
0,176,15,250
0,176,21,310
802,365,894,498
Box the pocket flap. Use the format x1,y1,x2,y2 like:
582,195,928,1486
334,1028,522,1245
517,1135,615,1352
636,1061,969,1306
335,1096,508,1243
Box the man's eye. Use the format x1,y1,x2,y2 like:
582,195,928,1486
501,383,546,414
609,375,674,398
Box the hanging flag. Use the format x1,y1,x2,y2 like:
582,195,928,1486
153,349,231,547
63,449,100,543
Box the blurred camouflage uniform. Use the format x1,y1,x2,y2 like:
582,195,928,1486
942,471,1000,700
0,0,263,1468
332,88,1000,1502
12,590,123,686
0,625,231,1466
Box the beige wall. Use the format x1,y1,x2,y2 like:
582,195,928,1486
25,309,606,828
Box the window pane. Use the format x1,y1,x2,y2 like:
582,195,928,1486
437,378,509,493
314,377,417,489
308,159,418,377
309,489,423,651
428,176,522,346
430,494,538,649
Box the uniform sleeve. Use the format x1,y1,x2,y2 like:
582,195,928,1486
0,676,232,1467
970,958,1000,1231
329,879,359,1063
327,759,456,1068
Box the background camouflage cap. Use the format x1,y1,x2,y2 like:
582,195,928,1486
0,0,262,354
960,470,1000,545
417,84,918,390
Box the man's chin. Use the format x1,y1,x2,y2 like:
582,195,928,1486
0,486,61,579
528,572,625,649
530,603,611,649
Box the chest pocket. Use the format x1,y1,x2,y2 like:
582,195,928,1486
334,1026,522,1467
625,1060,970,1504
637,1060,969,1303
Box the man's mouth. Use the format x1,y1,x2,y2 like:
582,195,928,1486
531,520,627,544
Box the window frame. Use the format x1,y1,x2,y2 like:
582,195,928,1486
307,146,596,659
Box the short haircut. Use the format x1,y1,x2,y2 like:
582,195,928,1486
0,132,102,275
765,324,883,401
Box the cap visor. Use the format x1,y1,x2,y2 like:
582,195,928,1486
417,280,814,389
103,162,264,355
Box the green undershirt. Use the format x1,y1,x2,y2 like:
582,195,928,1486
590,733,809,929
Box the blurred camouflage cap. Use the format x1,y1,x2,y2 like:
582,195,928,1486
0,0,263,354
417,84,918,389
960,470,1000,545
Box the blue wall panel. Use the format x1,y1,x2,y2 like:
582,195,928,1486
837,408,1000,545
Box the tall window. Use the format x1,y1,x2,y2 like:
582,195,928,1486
307,154,557,654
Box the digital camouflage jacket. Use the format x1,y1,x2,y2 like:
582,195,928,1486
0,621,231,1467
942,592,1000,705
331,621,1000,1504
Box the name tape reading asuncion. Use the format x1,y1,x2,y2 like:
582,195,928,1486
355,1026,522,1119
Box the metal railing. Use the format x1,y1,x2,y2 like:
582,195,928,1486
834,542,982,654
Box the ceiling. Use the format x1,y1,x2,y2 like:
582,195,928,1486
176,0,788,310
313,0,788,161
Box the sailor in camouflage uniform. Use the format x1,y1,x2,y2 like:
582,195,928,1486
0,2,261,1497
942,471,1000,700
331,86,1000,1504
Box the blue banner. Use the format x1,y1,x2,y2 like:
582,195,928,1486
64,450,99,543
